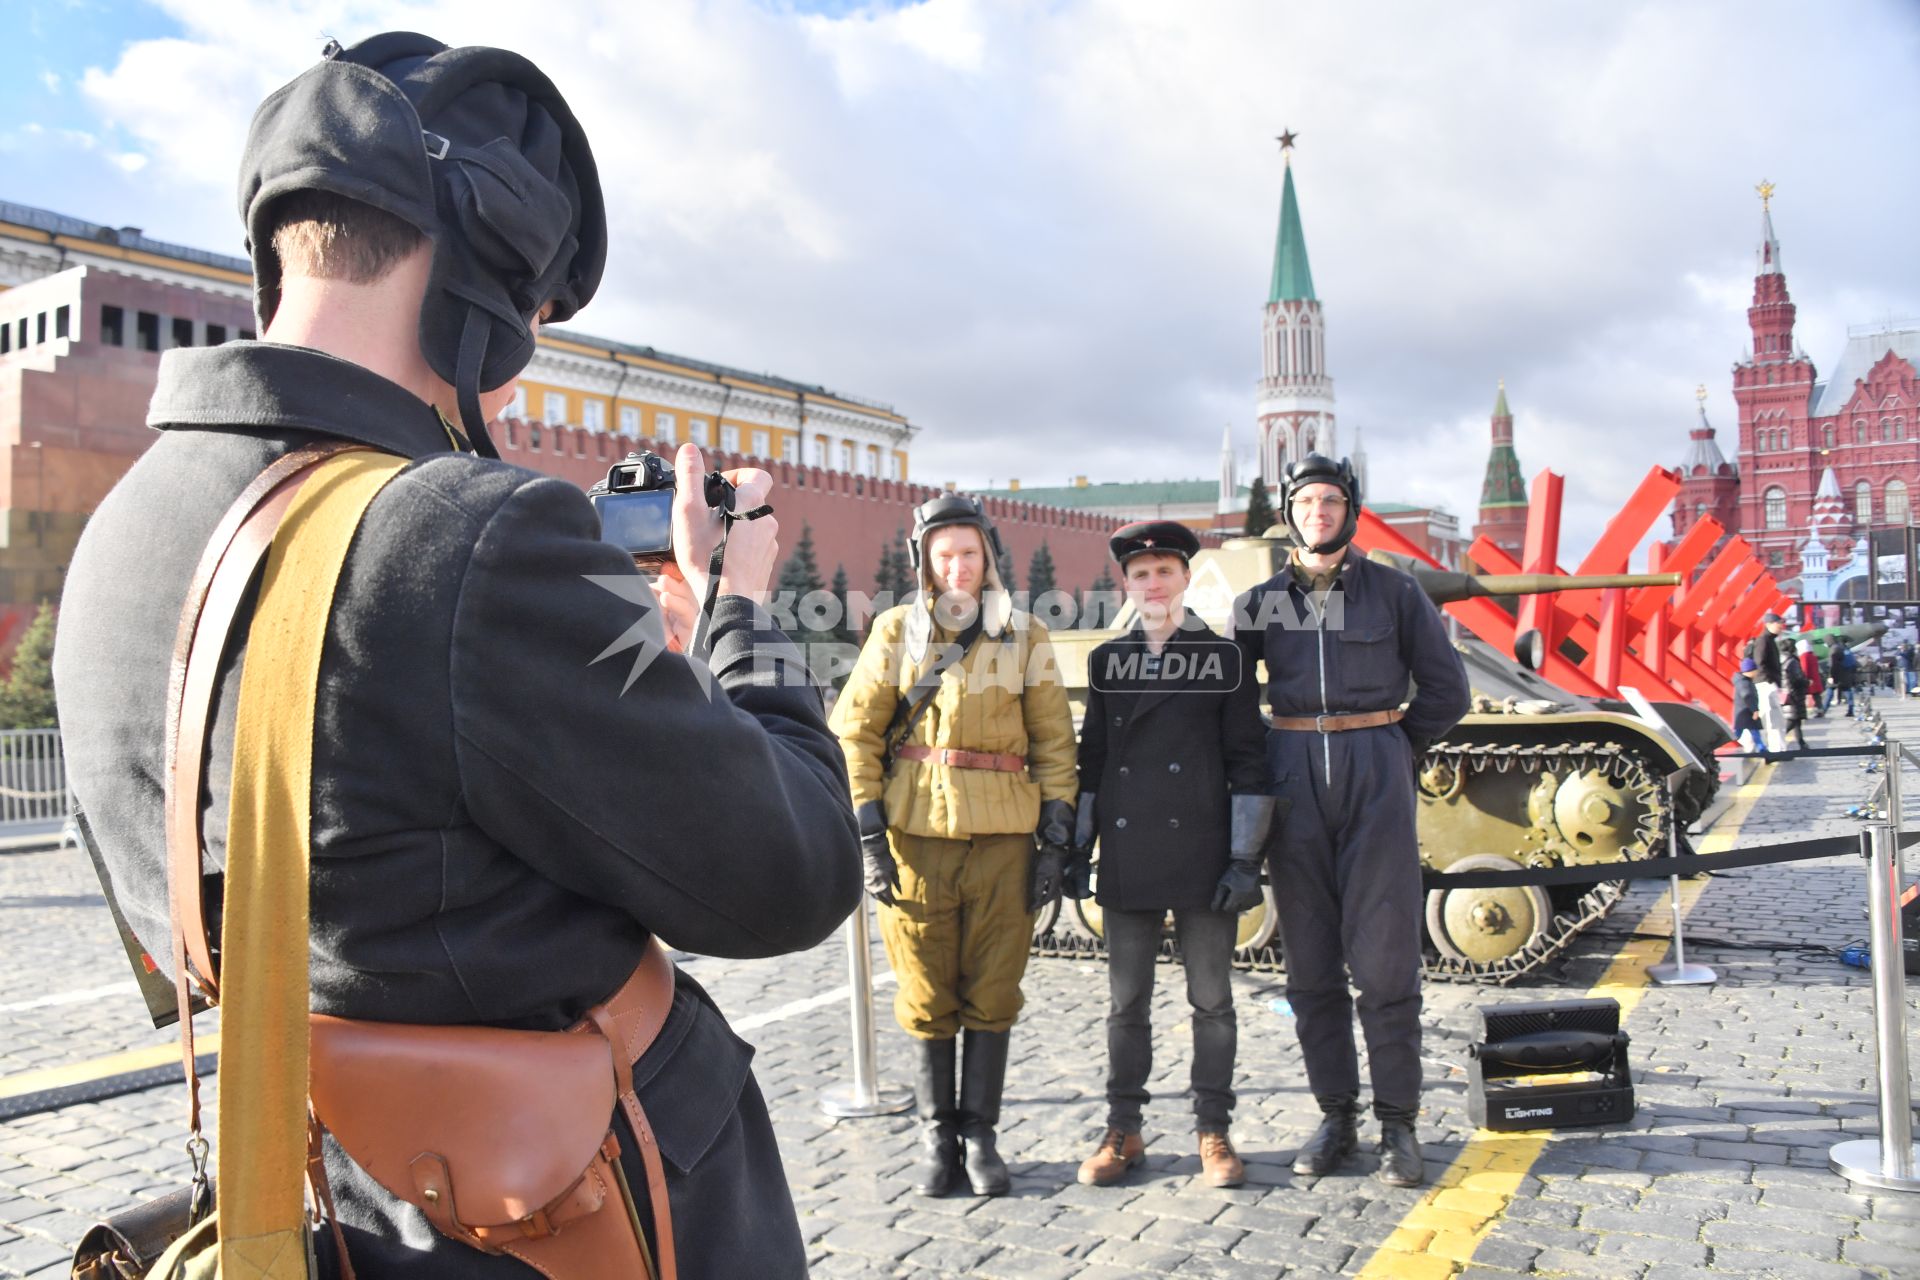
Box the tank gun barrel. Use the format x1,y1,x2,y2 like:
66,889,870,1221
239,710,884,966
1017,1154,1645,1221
1368,551,1679,602
1431,571,1681,601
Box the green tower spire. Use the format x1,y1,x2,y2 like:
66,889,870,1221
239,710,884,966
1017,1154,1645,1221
1268,158,1317,304
1480,380,1527,508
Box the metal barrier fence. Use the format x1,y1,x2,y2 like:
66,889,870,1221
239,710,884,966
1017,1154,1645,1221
0,728,72,843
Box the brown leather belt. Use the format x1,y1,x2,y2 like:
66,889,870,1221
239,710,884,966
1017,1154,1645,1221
894,744,1028,773
1271,708,1406,733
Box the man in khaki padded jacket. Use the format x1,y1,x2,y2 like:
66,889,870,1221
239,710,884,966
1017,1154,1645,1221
831,493,1078,1199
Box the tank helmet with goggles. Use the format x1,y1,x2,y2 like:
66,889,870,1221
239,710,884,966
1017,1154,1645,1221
1280,453,1363,555
237,31,607,458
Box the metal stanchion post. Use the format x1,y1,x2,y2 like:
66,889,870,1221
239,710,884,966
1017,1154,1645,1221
1651,768,1716,986
1830,822,1920,1191
819,898,912,1118
1889,737,1908,889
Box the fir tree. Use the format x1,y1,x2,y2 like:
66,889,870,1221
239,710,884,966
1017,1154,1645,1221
1027,541,1057,602
1244,476,1276,536
778,523,827,602
0,603,57,730
876,527,913,606
1083,566,1119,629
829,563,859,649
778,527,842,682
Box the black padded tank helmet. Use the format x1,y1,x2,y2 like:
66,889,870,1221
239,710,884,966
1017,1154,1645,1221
1279,453,1362,555
908,493,1008,580
237,32,606,456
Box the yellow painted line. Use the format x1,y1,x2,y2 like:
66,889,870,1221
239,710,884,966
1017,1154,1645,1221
1355,763,1775,1279
0,1032,220,1101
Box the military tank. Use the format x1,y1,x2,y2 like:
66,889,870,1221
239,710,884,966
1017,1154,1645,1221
1037,532,1731,985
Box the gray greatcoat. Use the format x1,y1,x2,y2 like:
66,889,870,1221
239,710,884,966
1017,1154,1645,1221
54,343,861,1278
1076,619,1269,911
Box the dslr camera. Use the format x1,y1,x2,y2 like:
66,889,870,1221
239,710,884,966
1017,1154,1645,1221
588,451,743,572
588,451,678,572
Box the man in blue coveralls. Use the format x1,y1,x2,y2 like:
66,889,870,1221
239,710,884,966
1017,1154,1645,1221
1231,454,1470,1187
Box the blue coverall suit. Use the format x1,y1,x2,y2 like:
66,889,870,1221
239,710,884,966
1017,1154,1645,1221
1232,553,1470,1115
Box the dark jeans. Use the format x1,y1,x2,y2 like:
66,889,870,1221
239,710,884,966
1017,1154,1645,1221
1103,906,1239,1133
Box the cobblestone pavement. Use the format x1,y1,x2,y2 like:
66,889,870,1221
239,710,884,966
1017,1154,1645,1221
5,696,1920,1277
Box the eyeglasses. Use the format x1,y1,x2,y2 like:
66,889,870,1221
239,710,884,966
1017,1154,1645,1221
1290,496,1349,512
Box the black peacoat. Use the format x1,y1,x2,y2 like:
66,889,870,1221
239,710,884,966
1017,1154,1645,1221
1076,618,1270,911
54,343,861,1278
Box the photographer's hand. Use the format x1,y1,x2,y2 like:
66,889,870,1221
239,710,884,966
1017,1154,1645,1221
652,565,698,653
672,443,779,603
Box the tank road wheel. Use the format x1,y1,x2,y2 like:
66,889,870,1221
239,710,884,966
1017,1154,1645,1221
1424,854,1553,965
1073,896,1105,940
1233,884,1279,956
1032,896,1061,939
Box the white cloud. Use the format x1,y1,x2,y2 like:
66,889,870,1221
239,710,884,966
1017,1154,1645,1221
46,0,1920,562
802,0,990,96
40,71,61,94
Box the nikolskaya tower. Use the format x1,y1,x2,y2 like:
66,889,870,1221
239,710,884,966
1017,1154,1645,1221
1257,131,1336,484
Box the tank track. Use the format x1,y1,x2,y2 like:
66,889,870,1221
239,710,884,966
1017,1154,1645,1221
1031,737,1673,986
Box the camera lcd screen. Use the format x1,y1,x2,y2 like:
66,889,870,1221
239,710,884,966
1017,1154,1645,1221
591,491,674,558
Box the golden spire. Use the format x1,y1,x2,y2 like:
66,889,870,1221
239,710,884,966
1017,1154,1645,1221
1755,179,1775,209
1696,383,1708,404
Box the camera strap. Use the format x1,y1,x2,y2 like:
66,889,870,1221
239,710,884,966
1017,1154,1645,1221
688,471,773,658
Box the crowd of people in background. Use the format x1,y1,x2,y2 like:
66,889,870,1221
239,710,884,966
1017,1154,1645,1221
1739,617,1920,756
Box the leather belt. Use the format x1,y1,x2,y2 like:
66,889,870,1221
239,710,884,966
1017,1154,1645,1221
1271,708,1405,733
894,744,1028,773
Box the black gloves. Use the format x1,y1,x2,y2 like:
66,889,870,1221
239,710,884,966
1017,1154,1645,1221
858,801,899,906
1212,794,1278,914
1066,790,1098,900
1030,797,1076,912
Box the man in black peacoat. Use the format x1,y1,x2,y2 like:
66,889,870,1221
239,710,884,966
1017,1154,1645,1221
1072,521,1272,1189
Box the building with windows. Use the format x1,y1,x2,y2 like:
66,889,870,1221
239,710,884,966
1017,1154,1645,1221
975,476,1243,533
2,198,1148,627
1717,188,1919,584
511,326,915,483
1669,384,1739,557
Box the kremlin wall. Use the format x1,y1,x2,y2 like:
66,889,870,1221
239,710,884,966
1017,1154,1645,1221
487,415,1126,599
0,197,1139,648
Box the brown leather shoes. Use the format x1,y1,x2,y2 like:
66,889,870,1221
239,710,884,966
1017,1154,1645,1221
1077,1129,1145,1186
1198,1129,1245,1188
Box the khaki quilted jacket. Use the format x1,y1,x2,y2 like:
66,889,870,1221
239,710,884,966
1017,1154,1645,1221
831,600,1078,839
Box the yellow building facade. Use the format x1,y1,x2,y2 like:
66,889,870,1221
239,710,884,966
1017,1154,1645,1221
514,330,914,480
0,199,918,480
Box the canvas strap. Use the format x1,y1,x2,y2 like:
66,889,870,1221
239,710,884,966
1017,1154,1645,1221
214,450,407,1276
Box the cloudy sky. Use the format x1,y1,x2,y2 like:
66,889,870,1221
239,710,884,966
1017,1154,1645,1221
4,0,1918,561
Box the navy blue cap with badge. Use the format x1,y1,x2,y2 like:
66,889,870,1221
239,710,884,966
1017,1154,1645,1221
1108,520,1202,566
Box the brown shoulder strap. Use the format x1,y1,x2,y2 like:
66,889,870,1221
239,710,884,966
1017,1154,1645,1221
162,442,366,998
161,442,367,1142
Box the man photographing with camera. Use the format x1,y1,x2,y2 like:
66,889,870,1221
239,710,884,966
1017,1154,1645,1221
55,31,856,1279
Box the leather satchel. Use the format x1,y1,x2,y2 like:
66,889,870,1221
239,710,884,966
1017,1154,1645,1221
307,941,678,1279
74,445,679,1280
